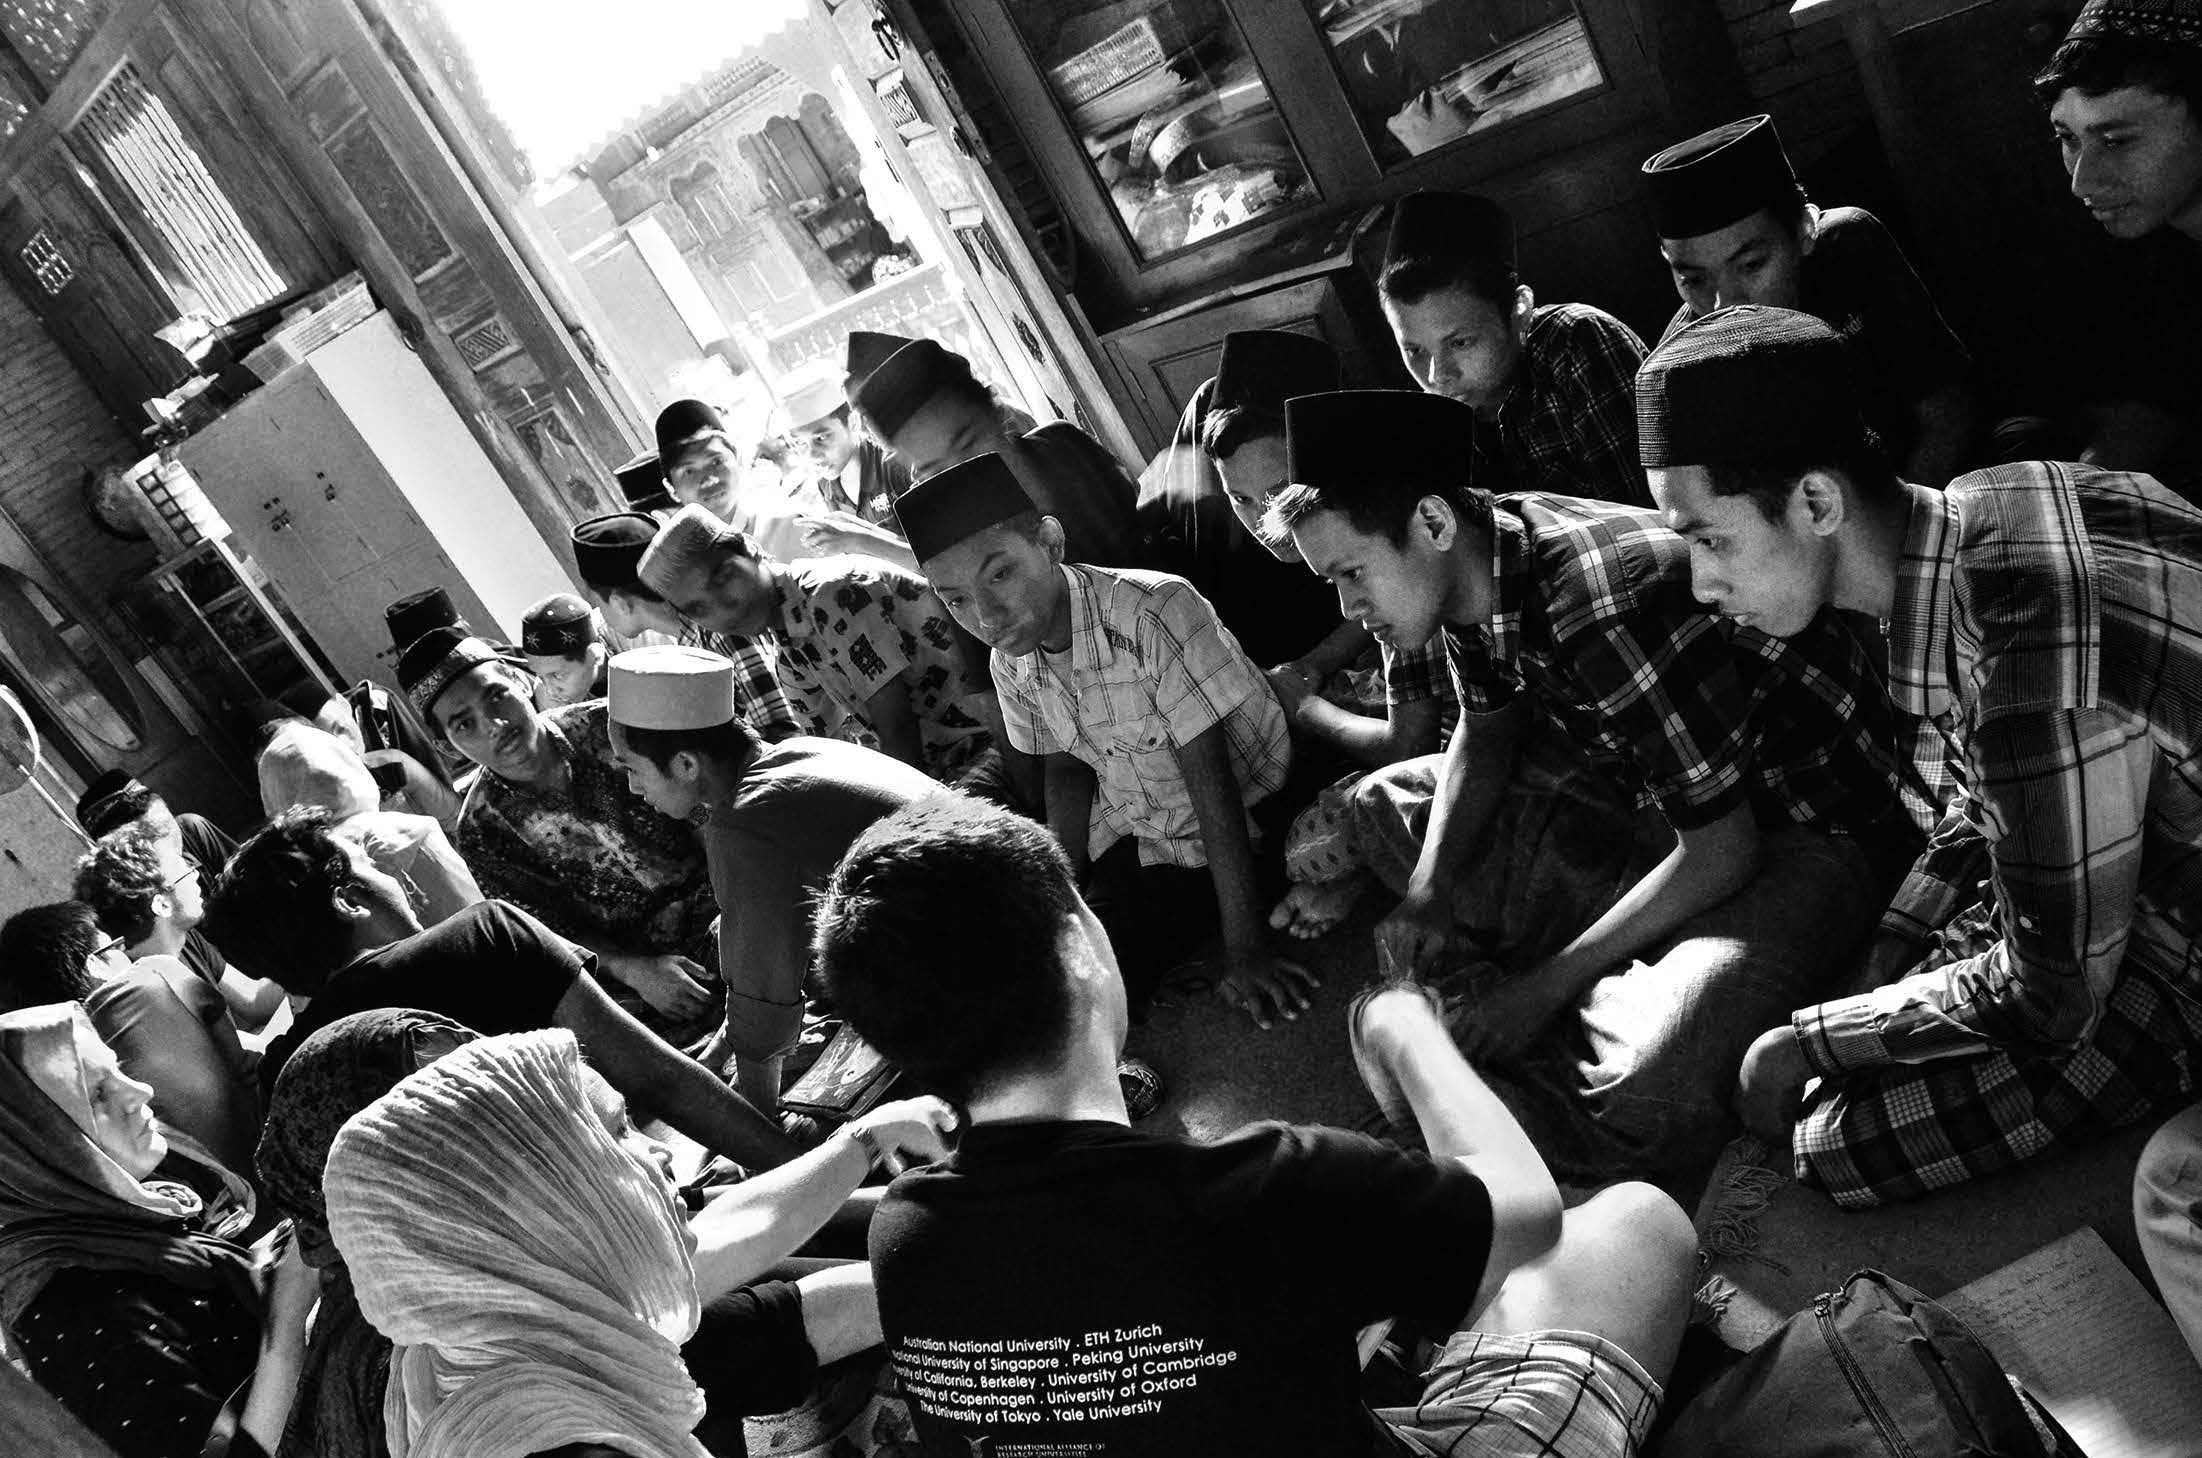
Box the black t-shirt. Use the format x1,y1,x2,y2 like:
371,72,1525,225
1143,489,1344,669
259,900,583,1094
2095,227,2202,416
872,1119,1492,1457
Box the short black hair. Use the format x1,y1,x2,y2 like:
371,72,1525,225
615,717,760,774
1264,470,1486,551
1380,249,1521,311
201,808,356,991
73,825,167,947
1701,441,1903,522
2036,35,2202,115
1198,403,1283,462
813,794,1080,1104
0,902,103,1010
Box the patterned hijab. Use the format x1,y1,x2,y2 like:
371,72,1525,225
326,1030,707,1458
256,1009,480,1458
0,1003,255,1328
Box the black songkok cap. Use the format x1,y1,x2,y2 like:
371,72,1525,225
855,339,976,439
1382,191,1516,273
76,769,148,833
520,593,599,656
1642,115,1800,241
1211,331,1342,417
653,399,724,473
614,452,673,513
1286,391,1477,494
385,586,465,655
845,331,913,396
1636,306,1868,470
396,626,504,720
570,512,661,591
895,452,1039,563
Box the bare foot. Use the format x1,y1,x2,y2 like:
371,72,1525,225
1348,983,1443,1133
1267,877,1365,939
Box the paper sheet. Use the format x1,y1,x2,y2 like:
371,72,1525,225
1939,1227,2202,1458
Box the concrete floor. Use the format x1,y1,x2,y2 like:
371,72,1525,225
1124,900,2170,1352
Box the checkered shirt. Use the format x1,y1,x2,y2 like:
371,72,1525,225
997,564,1291,867
768,555,987,777
1480,304,1649,508
1384,636,1461,740
1446,494,1906,837
1792,467,2202,1083
676,621,808,739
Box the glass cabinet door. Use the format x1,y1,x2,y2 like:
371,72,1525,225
1011,0,1315,259
1308,0,1606,167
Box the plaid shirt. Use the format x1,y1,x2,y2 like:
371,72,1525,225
998,564,1291,867
1793,467,2202,1078
768,555,987,777
676,622,808,739
1384,636,1460,739
456,701,715,960
1447,494,1906,837
1479,304,1648,508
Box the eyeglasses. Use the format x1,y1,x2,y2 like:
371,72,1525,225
162,856,201,892
89,932,127,963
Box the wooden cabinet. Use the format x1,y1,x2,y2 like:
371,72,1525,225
919,0,1747,452
177,310,575,686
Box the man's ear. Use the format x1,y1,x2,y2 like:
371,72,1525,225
1414,495,1461,551
1512,283,1536,340
1797,204,1822,256
1795,470,1849,536
670,748,706,787
330,877,372,923
1037,515,1068,564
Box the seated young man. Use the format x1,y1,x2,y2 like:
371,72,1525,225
397,624,722,1042
814,794,1698,1458
603,645,935,1114
2033,2,2202,491
520,591,609,709
2,895,259,1178
204,808,798,1170
780,360,909,527
1166,329,1458,936
654,397,810,564
639,504,989,780
1267,388,1915,1181
1641,306,2202,1208
897,453,1311,1029
568,511,811,739
1380,191,1650,507
1642,113,1976,486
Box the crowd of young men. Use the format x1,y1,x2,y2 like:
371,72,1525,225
9,2,2202,1448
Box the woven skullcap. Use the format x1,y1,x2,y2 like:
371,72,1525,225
2063,0,2202,46
519,594,599,656
1642,115,1801,241
1636,305,1868,470
1382,192,1516,273
894,452,1039,563
637,504,750,600
608,645,737,732
1286,391,1477,495
570,513,661,591
855,339,977,440
1211,331,1342,418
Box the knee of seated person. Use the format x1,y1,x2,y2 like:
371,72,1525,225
2136,1104,2202,1219
1589,1181,1695,1267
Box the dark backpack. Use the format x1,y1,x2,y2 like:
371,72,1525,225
1657,1269,2079,1457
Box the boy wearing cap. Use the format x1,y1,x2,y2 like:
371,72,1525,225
569,511,810,741
640,504,988,780
655,398,812,563
898,453,1314,1029
1268,387,1913,1179
1642,114,1975,487
781,358,909,527
1634,305,2202,1208
1379,191,1650,508
2034,0,2202,486
397,625,725,1044
521,592,609,709
604,644,935,1113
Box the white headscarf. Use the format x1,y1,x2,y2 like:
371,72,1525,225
324,1031,706,1458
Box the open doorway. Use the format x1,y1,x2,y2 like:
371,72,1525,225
363,0,1138,511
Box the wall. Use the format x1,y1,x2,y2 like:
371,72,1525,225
1716,0,1873,170
0,275,158,647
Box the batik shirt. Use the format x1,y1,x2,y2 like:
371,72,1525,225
997,564,1291,867
1444,493,1906,838
1478,304,1649,507
455,701,715,960
766,555,988,778
675,622,809,739
1792,465,2202,1077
